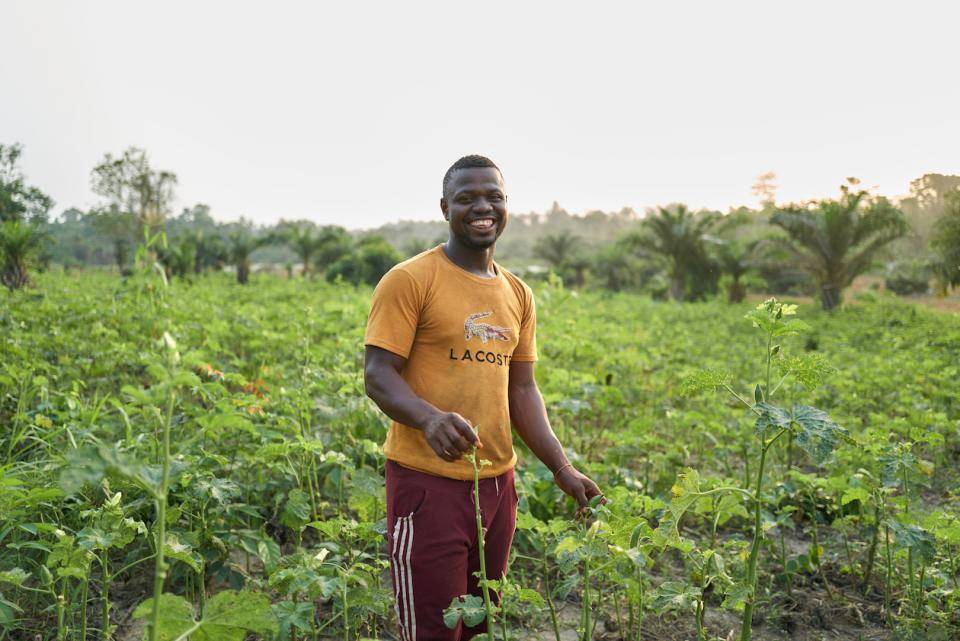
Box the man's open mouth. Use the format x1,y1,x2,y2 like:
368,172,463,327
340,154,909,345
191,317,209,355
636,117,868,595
468,217,496,230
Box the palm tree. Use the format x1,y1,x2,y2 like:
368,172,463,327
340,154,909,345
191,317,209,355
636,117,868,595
931,191,960,294
283,224,325,277
534,230,580,268
313,226,353,273
629,205,718,301
712,238,759,303
228,232,269,285
0,220,44,290
771,182,908,310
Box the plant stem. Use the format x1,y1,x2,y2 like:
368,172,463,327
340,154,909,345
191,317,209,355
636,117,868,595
884,525,893,627
342,573,349,641
470,454,495,641
148,385,175,641
56,578,67,641
581,556,591,641
80,578,89,641
862,503,880,593
635,565,644,641
739,430,783,641
101,551,111,641
541,548,561,641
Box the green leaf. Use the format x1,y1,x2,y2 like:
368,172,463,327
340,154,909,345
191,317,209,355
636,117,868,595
668,468,702,528
755,404,846,464
0,568,29,587
515,511,542,532
272,601,314,640
134,590,277,641
164,533,202,573
888,521,936,565
517,587,545,606
841,487,870,506
790,405,847,465
650,581,702,614
0,593,23,625
754,403,790,436
679,369,731,397
281,489,312,532
777,353,833,390
133,593,195,641
257,538,282,574
443,594,487,629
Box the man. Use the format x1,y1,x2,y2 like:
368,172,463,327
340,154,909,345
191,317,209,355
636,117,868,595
364,155,602,641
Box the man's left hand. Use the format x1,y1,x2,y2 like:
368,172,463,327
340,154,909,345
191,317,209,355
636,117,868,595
554,466,603,512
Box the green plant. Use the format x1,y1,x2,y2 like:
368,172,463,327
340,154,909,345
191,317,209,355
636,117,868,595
681,299,848,641
0,220,45,290
770,180,908,309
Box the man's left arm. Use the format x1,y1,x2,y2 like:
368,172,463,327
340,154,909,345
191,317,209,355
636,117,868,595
508,360,602,509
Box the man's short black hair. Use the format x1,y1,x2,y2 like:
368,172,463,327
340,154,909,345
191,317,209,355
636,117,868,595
442,155,501,196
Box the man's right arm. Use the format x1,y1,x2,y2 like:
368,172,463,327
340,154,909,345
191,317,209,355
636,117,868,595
363,345,479,461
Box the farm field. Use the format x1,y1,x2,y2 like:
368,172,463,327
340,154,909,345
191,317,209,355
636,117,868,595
2,268,959,641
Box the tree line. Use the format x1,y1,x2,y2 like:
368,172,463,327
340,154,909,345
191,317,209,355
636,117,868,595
528,175,959,310
1,143,958,310
0,145,403,288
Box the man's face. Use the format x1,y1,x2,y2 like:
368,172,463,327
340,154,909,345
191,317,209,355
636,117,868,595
441,167,508,250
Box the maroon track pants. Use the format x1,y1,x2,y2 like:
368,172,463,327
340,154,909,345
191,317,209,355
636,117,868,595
385,459,517,641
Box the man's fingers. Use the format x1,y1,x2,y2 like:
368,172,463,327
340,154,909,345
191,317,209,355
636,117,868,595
451,434,472,454
573,482,589,508
584,478,602,499
430,434,458,461
451,417,480,446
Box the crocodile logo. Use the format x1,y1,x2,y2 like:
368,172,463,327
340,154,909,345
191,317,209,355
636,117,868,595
464,311,511,344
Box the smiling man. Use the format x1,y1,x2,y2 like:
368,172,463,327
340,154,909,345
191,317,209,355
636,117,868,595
363,155,602,640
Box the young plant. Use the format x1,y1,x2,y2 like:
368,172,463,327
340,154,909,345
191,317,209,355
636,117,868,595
444,446,496,641
680,299,848,641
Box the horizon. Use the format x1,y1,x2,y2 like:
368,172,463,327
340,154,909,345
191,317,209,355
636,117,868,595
4,1,959,231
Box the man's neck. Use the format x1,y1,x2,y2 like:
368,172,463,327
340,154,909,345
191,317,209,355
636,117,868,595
443,236,497,278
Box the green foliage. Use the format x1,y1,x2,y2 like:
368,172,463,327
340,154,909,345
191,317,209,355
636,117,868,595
931,192,960,292
2,269,959,639
326,235,402,286
627,204,718,301
770,180,908,309
443,594,487,629
0,143,53,224
133,590,277,641
0,220,45,290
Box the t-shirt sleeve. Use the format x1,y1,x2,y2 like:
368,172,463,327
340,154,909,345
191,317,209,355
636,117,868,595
364,268,421,359
512,286,538,362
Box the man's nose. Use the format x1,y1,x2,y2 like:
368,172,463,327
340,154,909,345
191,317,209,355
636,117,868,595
472,199,493,213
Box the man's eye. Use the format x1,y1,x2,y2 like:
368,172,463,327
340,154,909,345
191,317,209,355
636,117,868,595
490,194,504,201
457,197,472,204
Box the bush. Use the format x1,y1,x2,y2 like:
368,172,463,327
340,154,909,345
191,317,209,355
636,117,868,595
884,261,931,296
326,235,402,286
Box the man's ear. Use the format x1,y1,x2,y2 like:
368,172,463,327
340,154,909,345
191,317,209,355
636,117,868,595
440,197,449,221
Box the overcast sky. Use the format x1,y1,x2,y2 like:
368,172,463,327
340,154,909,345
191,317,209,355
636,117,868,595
3,1,958,229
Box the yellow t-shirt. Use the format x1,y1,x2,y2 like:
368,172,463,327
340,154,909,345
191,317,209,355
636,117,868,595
364,244,538,480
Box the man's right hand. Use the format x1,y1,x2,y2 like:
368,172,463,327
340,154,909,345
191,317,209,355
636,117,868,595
422,411,481,462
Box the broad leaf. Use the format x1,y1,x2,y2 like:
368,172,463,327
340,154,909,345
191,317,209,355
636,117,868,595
888,521,936,565
790,405,846,465
272,601,314,640
754,403,791,436
134,590,277,641
650,581,702,614
443,594,487,629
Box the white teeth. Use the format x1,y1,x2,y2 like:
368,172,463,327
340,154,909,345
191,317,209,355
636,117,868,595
470,219,494,229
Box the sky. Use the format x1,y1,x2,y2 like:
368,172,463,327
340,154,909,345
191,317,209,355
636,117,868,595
3,1,959,229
